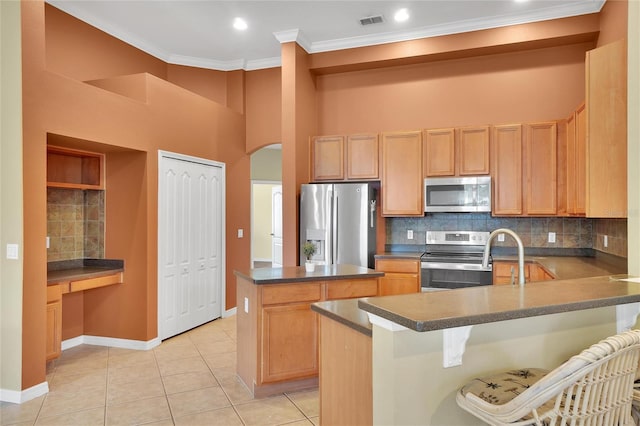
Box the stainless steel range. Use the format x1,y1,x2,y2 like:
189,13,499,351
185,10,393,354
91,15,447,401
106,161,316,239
420,231,493,291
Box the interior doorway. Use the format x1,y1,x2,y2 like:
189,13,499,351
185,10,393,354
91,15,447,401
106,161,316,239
250,145,282,268
157,151,225,340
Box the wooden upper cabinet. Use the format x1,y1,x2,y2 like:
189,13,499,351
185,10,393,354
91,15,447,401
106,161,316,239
586,39,627,218
491,124,523,215
524,122,557,215
457,126,490,175
562,104,586,217
47,145,105,190
381,131,423,216
424,128,455,177
311,135,344,181
424,126,489,177
346,134,379,180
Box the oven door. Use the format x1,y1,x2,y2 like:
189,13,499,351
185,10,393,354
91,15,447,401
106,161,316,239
421,262,493,290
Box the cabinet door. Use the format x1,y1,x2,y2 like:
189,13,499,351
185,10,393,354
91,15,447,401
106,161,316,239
347,134,378,180
458,126,490,175
491,125,523,215
381,131,423,216
524,122,557,215
377,273,420,296
46,300,62,360
424,128,455,177
586,39,627,218
574,103,587,215
311,135,344,181
261,303,318,384
492,262,530,285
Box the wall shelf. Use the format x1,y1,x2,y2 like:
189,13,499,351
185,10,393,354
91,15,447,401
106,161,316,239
47,145,105,190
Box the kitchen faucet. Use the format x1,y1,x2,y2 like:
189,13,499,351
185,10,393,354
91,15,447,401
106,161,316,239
482,228,525,286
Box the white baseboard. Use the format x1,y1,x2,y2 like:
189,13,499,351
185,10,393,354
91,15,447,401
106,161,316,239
0,381,48,404
62,335,161,351
224,307,237,318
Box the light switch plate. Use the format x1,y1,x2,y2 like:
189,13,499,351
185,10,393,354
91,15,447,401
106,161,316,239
407,230,413,240
6,244,18,260
237,229,244,238
548,232,556,243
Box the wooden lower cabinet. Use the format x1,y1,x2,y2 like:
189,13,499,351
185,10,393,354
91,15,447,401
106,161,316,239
375,258,420,295
262,303,318,383
319,315,372,425
493,261,555,285
46,284,63,361
237,276,380,397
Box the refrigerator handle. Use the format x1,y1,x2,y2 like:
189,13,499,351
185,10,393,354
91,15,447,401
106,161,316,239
331,191,339,265
370,200,376,228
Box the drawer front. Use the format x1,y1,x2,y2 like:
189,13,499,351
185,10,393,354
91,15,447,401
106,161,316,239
326,279,378,300
69,272,123,292
376,259,420,274
262,283,322,305
46,284,63,303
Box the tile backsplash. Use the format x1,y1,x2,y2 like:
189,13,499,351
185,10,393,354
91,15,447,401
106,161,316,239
47,188,104,261
387,214,628,258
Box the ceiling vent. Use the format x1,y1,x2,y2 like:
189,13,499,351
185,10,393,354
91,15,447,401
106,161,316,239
359,15,385,26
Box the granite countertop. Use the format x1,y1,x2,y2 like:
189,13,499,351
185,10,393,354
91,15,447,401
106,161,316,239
311,299,372,336
234,264,384,285
493,255,627,280
358,275,640,332
47,259,124,285
374,252,423,260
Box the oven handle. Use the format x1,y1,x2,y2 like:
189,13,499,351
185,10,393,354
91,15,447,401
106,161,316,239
421,262,492,272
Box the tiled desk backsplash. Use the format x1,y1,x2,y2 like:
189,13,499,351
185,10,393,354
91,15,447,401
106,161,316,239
387,214,627,258
47,188,104,261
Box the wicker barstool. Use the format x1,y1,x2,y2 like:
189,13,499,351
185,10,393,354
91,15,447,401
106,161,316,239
457,329,640,425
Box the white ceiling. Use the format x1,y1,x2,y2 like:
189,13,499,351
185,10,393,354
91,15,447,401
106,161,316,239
47,0,605,71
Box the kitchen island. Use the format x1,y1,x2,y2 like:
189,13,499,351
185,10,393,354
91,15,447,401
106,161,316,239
234,264,383,397
313,273,640,425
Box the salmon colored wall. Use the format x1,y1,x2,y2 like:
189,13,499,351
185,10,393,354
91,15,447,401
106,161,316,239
246,68,282,153
167,64,227,105
598,0,628,47
281,43,316,266
226,70,246,115
61,292,84,340
44,5,167,81
309,14,599,74
21,1,248,388
316,42,591,134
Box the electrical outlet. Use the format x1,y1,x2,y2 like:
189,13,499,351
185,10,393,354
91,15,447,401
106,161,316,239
237,228,244,238
46,236,50,249
497,233,505,242
407,230,414,240
244,297,249,313
548,232,556,243
604,235,608,247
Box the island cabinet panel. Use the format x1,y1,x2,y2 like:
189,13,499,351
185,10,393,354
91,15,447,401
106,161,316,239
375,259,420,296
381,131,423,216
457,126,490,176
236,274,382,397
491,124,523,215
586,39,627,218
346,134,379,180
424,128,455,177
261,303,318,383
524,122,557,215
311,135,344,181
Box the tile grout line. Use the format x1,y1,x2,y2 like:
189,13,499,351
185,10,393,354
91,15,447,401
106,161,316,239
152,342,177,425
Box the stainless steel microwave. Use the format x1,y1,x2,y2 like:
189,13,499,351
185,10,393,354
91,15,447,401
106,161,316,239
424,176,491,213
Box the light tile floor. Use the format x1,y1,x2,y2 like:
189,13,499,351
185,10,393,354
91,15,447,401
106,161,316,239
0,316,319,426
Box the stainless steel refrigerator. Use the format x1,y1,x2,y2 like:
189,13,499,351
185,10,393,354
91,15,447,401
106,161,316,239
299,183,377,269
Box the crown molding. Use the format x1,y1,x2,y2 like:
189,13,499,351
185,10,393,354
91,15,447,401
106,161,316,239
273,29,311,53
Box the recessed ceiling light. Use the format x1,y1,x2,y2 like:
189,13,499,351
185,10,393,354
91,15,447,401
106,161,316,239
233,17,248,31
394,8,409,22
